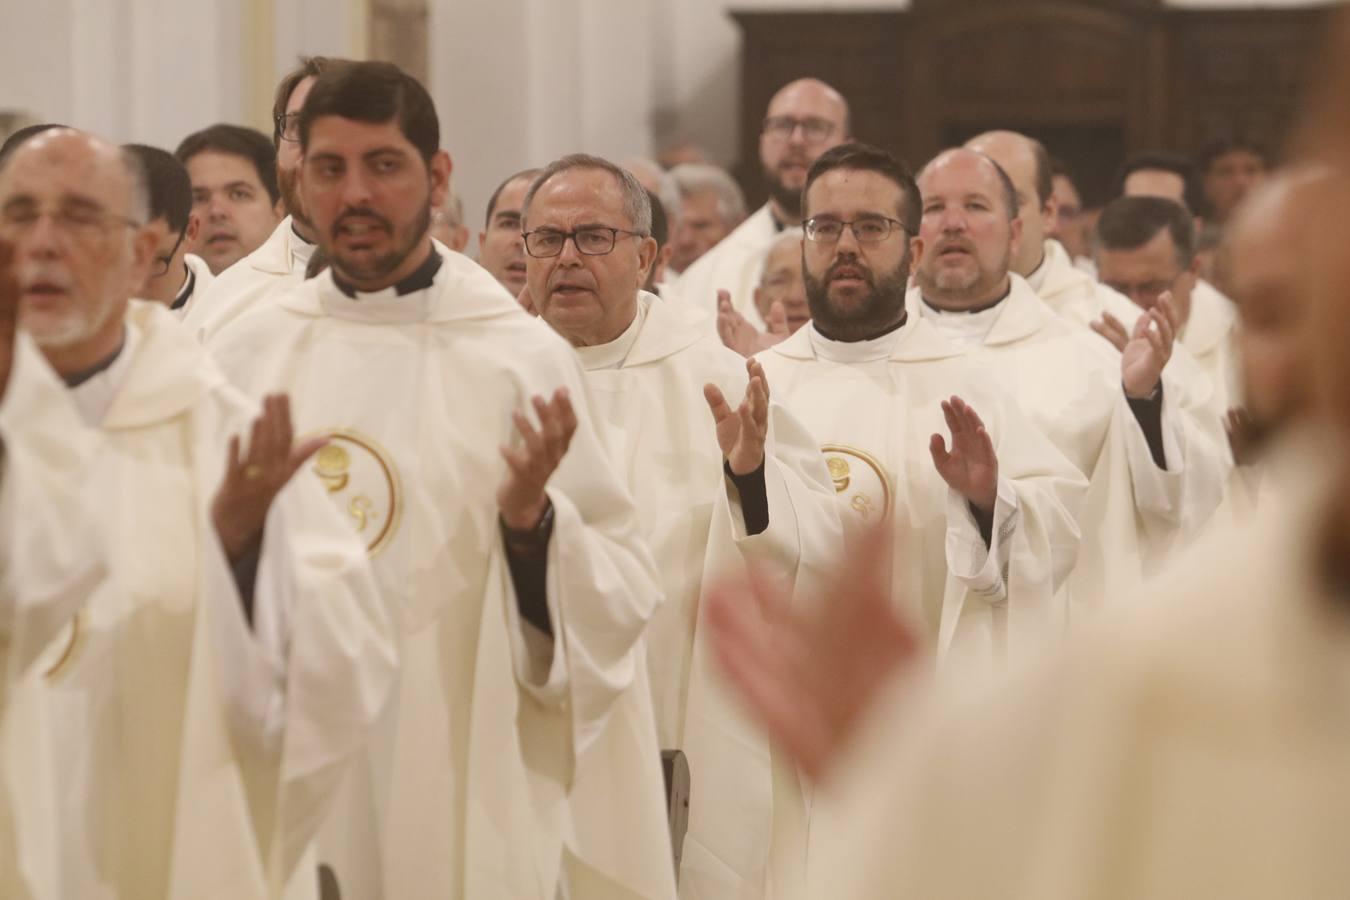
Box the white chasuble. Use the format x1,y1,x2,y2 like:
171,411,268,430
183,216,316,342
1180,278,1241,417
666,205,779,329
816,436,1350,900
915,277,1229,600
0,336,108,900
4,302,394,900
574,293,843,899
206,250,673,899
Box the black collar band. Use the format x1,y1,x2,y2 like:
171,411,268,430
332,249,443,299
63,331,126,388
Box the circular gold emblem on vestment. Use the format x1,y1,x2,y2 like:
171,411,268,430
820,444,893,525
308,429,403,556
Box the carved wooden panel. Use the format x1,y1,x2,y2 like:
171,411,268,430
732,1,1329,208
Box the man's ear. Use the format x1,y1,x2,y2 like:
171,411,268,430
429,150,453,211
1008,215,1024,262
635,235,659,286
908,235,925,276
185,212,200,244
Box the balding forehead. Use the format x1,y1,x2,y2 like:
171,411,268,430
767,78,850,120
921,148,999,185
1,129,133,209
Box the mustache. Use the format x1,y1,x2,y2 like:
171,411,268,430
332,207,393,235
826,258,874,284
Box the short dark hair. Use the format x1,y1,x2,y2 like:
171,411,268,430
1116,152,1199,210
484,168,541,226
0,123,66,167
299,61,439,164
1197,137,1270,174
645,187,669,249
803,142,921,232
123,144,193,237
523,154,652,235
1096,195,1196,267
174,124,280,205
272,56,348,147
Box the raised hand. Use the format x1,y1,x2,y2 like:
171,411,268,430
718,291,793,360
0,241,16,406
1090,310,1130,352
498,388,577,530
1119,292,1177,399
212,394,328,562
929,395,998,514
705,522,917,780
704,358,770,475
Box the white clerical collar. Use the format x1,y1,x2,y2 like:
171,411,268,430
918,295,1007,348
68,321,141,426
574,296,647,370
808,318,907,363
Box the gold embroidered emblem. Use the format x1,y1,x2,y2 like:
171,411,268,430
821,444,893,524
308,429,403,556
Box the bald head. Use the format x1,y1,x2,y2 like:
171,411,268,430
755,229,810,332
1223,167,1335,432
760,78,852,224
0,128,155,374
915,148,1022,310
965,130,1054,276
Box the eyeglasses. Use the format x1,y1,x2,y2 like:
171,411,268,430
0,202,142,245
153,229,187,278
763,115,836,144
523,226,646,258
276,112,301,143
803,216,910,245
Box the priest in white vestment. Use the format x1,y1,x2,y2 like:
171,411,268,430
180,58,347,341
0,130,396,900
966,132,1223,430
912,148,1228,592
205,64,672,899
522,154,844,899
668,79,850,328
754,144,1086,892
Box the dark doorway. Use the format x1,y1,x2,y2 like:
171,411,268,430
943,122,1126,209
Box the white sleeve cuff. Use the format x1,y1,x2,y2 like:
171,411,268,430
944,477,1020,604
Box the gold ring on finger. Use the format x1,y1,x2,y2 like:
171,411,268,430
243,464,264,481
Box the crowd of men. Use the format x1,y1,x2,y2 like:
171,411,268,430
0,31,1346,900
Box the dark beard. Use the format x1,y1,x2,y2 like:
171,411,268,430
330,201,432,285
804,251,911,342
764,170,803,221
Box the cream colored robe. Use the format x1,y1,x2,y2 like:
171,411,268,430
205,250,674,899
815,439,1350,900
757,315,1087,895
4,302,396,900
666,204,779,329
914,277,1230,594
1181,278,1240,416
0,335,106,688
572,293,844,899
183,216,316,341
1029,239,1221,419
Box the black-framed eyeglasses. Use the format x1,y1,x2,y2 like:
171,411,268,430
762,115,836,143
153,228,187,278
275,112,301,143
523,226,647,258
803,215,911,245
